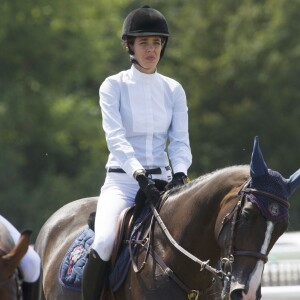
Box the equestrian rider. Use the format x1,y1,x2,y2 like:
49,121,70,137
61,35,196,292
81,5,192,299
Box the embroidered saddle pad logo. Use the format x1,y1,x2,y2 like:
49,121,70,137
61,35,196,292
59,227,94,291
68,245,84,274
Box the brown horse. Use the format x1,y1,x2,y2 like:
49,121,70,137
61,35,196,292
0,222,32,300
35,137,300,300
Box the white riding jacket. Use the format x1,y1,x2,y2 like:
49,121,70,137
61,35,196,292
100,65,192,177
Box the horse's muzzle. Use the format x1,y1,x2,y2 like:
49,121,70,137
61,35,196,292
229,283,261,300
230,287,245,300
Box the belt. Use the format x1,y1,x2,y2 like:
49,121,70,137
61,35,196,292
107,166,171,175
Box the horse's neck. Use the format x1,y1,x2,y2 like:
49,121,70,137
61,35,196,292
161,178,244,257
160,188,222,256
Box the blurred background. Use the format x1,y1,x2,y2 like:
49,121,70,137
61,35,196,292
1,0,299,239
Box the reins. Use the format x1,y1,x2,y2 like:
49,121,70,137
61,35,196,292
127,195,227,300
149,202,222,277
149,202,224,299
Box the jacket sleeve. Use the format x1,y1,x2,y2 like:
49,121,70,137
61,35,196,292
167,84,192,175
99,77,143,177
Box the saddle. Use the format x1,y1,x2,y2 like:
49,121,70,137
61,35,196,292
59,179,167,292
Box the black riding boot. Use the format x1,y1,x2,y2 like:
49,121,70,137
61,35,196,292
82,249,108,300
22,280,40,300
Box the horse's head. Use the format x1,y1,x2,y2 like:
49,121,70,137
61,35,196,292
0,224,32,300
218,137,300,300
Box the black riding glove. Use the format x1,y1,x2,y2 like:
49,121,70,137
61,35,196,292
135,170,160,204
165,172,189,191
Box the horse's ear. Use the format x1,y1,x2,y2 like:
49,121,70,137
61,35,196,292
288,169,300,196
1,230,31,278
250,136,268,178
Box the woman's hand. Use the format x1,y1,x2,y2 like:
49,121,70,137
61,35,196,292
165,172,188,191
135,170,161,203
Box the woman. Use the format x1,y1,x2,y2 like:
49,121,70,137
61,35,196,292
0,214,40,299
82,5,192,300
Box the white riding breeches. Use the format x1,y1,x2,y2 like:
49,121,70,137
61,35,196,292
0,215,41,282
93,167,172,261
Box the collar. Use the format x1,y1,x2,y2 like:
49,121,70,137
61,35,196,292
130,65,158,81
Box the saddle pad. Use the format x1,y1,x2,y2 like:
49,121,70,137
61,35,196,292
59,227,94,291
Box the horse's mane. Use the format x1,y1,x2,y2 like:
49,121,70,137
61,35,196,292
169,165,250,196
192,164,249,184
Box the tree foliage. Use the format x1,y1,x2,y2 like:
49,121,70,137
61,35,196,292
1,0,299,236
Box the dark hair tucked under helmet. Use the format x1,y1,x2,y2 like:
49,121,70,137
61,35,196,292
122,5,169,60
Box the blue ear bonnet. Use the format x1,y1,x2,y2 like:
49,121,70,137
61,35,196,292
247,170,290,222
245,136,300,222
249,170,290,202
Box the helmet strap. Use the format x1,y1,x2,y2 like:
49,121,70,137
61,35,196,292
130,55,152,70
126,43,151,70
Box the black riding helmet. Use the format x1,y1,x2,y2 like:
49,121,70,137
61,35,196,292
122,5,170,61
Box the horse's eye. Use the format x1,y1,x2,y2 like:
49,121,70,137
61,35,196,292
240,204,261,225
238,207,257,226
240,210,250,222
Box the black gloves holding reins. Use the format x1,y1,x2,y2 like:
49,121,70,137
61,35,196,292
135,169,189,203
134,170,160,204
165,172,188,191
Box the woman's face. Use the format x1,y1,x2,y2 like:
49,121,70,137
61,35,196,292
131,36,163,74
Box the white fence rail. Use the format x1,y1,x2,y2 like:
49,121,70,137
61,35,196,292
262,286,300,299
261,231,300,299
262,261,300,286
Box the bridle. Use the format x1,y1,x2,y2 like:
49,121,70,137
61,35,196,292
217,179,290,295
